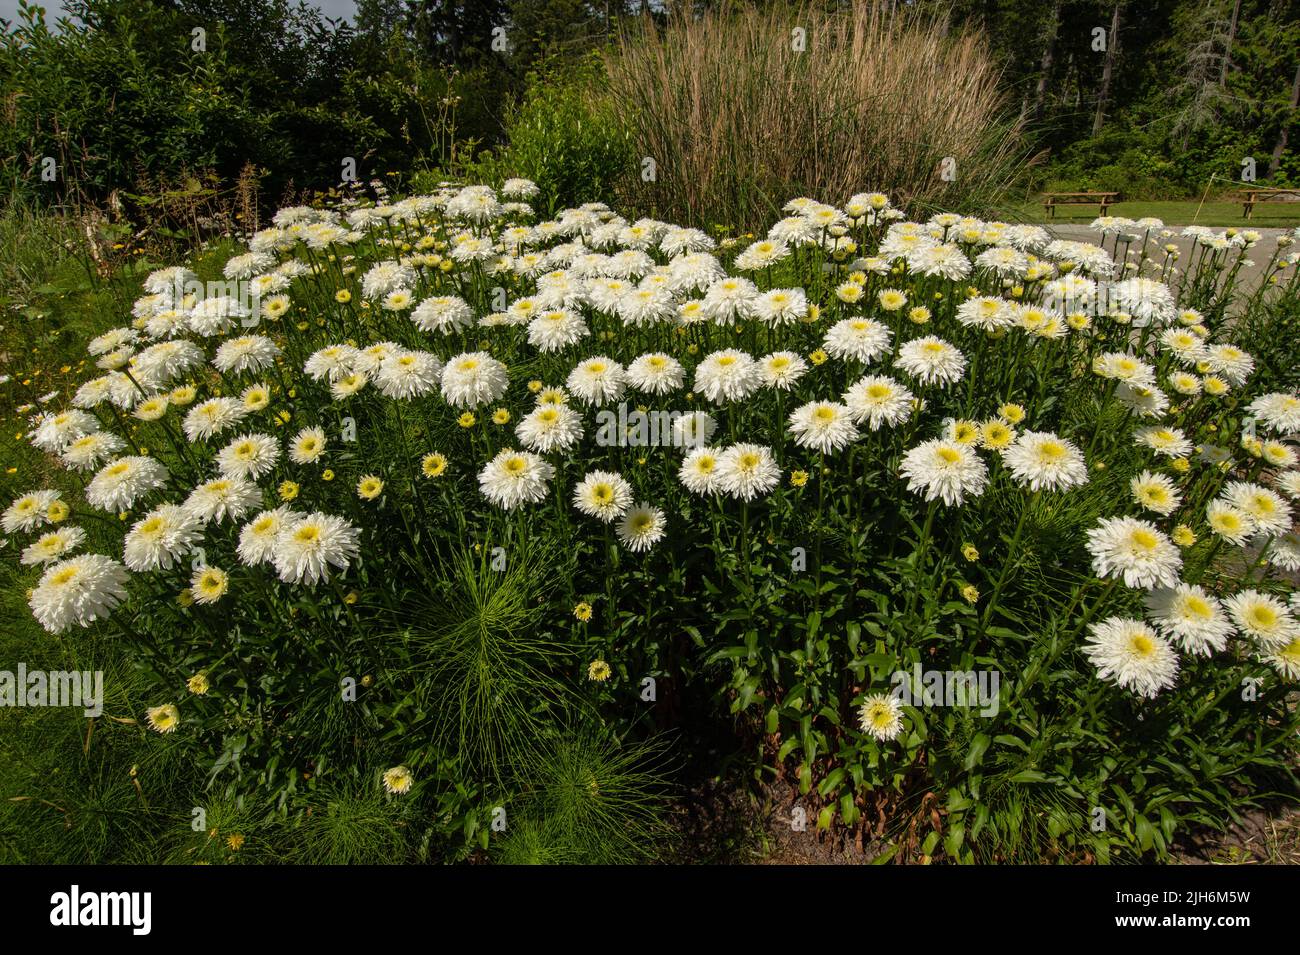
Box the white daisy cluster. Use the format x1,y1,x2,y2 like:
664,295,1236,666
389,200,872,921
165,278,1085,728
4,176,1297,717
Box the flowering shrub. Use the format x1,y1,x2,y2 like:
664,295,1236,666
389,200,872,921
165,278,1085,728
6,182,1300,862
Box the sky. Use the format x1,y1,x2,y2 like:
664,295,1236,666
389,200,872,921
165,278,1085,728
0,0,360,26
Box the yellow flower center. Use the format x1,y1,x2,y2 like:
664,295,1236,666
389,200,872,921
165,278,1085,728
1129,634,1155,657
51,567,78,586
1130,529,1158,551
1249,606,1278,629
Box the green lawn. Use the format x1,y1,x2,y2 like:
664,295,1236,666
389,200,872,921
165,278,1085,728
998,199,1300,229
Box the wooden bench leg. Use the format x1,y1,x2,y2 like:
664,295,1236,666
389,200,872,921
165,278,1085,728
1243,202,1252,220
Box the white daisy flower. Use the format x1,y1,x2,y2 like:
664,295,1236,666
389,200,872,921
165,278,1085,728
237,507,303,567
1247,393,1300,434
715,443,781,501
183,398,249,442
566,356,628,405
123,504,203,572
304,345,360,382
21,526,87,566
31,410,100,453
759,351,809,390
59,433,124,475
1261,636,1300,681
1144,584,1234,655
787,401,859,454
617,503,667,552
216,433,281,480
1223,590,1299,650
842,375,914,431
478,449,555,510
28,554,131,634
955,296,1013,331
184,476,263,525
2,489,62,534
271,512,362,585
441,351,510,408
900,439,988,506
1205,500,1255,545
678,447,722,495
1221,481,1292,537
858,692,904,742
824,318,893,364
1083,617,1179,698
85,456,169,512
701,276,758,324
668,412,716,451
752,288,808,326
1001,431,1088,492
1129,470,1182,516
895,336,967,387
527,309,590,352
289,426,327,465
1085,516,1182,590
374,350,443,400
626,353,685,395
516,405,584,454
212,336,281,376
693,350,761,404
572,470,634,523
1134,426,1193,459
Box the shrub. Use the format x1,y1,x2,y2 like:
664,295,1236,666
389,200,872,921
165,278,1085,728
455,55,638,217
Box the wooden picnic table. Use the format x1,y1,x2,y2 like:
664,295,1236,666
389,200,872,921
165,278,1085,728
1042,191,1119,218
1241,187,1300,219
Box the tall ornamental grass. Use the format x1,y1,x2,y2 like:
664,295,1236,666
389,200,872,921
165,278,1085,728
606,1,1024,230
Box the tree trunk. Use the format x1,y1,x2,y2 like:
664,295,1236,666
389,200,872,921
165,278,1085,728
1032,0,1063,124
1221,0,1242,87
1092,2,1125,137
1267,60,1300,179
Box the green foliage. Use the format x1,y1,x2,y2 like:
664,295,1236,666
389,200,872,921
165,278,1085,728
455,56,637,216
493,730,677,865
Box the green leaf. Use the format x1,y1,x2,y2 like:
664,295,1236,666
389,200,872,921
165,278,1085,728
964,733,991,771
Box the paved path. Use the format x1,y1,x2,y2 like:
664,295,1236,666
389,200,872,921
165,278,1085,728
1041,224,1295,299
